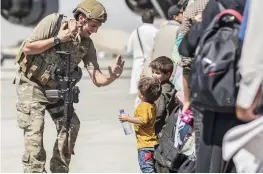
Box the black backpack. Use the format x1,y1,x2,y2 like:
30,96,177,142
189,8,243,113
154,105,182,170
154,97,188,171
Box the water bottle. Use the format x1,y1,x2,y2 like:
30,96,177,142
119,109,133,135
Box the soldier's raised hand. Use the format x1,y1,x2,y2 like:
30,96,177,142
57,22,72,43
108,55,125,78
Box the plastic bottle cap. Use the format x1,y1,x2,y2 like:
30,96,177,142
119,109,124,114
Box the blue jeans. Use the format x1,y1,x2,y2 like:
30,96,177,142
138,147,155,173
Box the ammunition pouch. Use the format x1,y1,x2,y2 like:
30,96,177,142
17,55,82,89
15,41,53,87
15,41,29,73
15,42,82,89
16,52,57,88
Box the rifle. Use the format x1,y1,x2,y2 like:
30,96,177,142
45,50,80,154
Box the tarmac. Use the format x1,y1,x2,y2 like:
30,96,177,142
1,58,141,173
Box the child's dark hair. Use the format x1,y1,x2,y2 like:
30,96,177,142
149,56,174,74
138,76,162,103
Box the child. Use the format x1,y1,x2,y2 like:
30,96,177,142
149,56,177,138
119,76,162,173
149,56,178,172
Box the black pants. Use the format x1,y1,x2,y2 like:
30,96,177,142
192,107,203,158
194,110,244,173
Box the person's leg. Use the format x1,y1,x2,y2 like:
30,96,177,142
195,110,244,173
138,147,155,173
47,100,80,173
192,107,203,160
195,110,215,173
16,82,47,172
130,58,143,95
209,112,243,173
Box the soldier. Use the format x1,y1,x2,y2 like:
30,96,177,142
14,0,125,173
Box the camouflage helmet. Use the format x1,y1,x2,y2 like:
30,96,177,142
73,0,107,23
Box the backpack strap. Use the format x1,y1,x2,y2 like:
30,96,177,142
53,14,64,37
53,14,64,51
136,28,144,57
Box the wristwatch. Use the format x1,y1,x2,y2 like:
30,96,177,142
53,36,61,45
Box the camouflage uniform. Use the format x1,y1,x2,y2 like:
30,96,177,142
15,0,106,171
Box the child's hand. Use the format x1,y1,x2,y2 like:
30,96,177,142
119,114,129,122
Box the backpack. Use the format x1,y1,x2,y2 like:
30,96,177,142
189,7,243,113
154,105,185,170
154,96,189,171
